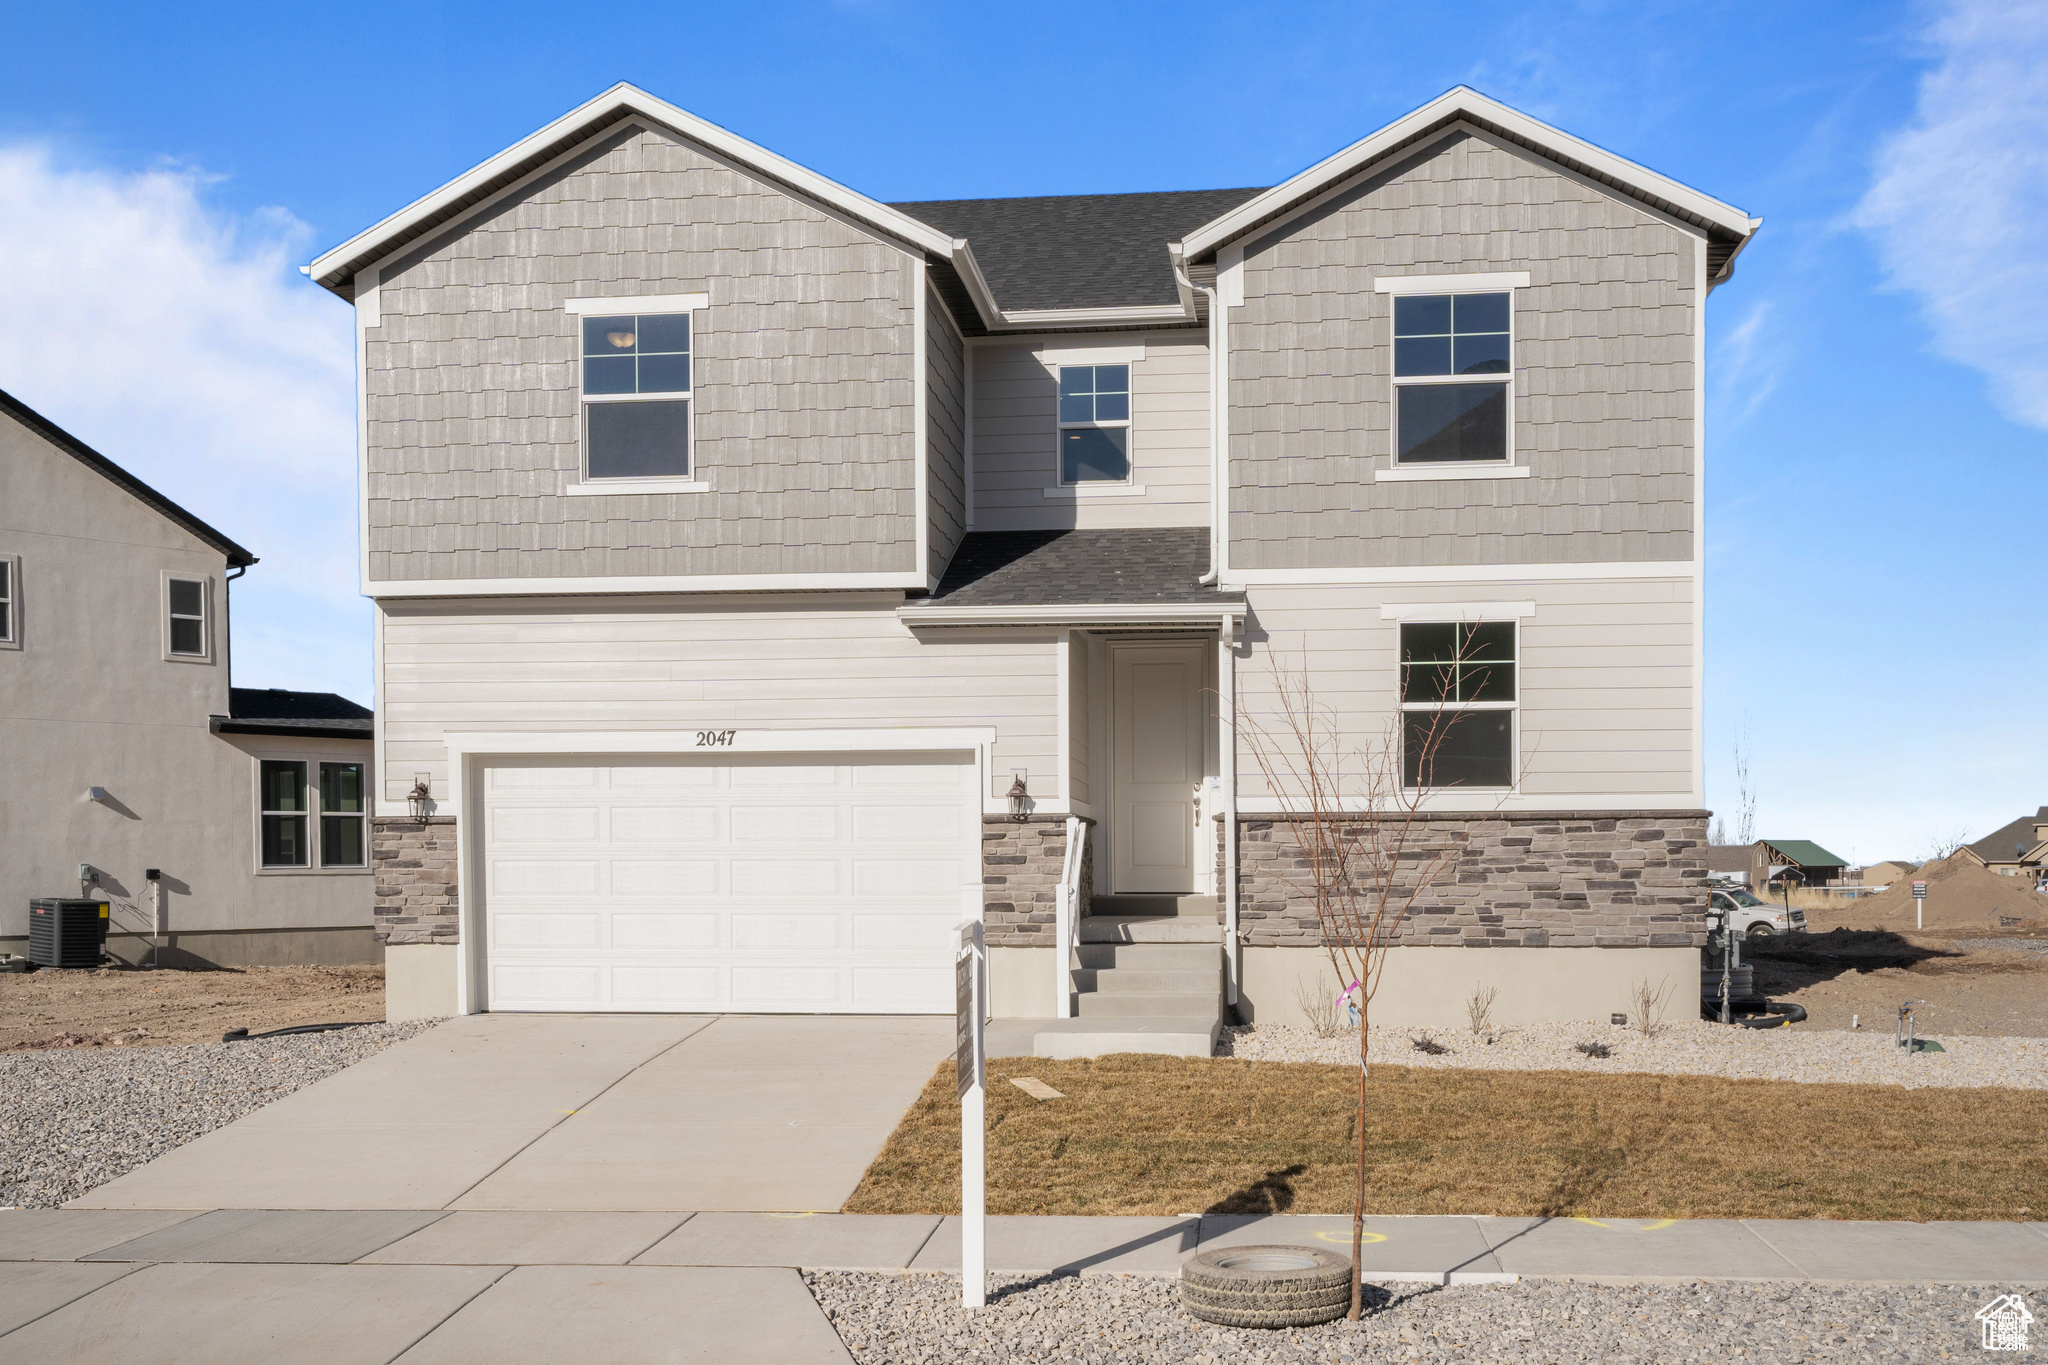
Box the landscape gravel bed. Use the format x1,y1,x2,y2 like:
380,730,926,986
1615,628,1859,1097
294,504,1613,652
0,1020,438,1208
807,1271,1998,1364
1218,1020,2048,1090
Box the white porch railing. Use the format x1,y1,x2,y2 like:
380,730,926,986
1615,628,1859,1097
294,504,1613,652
1055,815,1084,1018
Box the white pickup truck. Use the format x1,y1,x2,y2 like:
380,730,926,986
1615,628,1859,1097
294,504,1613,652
1711,885,1804,940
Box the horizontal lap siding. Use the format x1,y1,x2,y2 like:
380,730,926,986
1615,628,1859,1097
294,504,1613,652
927,288,967,580
377,598,1056,809
1239,578,1694,806
972,334,1211,530
366,125,918,584
1229,130,1698,570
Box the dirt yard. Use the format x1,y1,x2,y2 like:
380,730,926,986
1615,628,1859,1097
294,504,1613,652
0,964,385,1051
1747,931,2048,1037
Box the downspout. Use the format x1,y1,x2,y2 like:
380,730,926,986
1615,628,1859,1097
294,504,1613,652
1172,247,1223,586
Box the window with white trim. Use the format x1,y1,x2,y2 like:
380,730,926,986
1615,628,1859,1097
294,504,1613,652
582,312,692,480
166,576,208,658
0,556,16,646
259,759,367,869
1399,621,1515,789
1392,293,1511,464
1057,364,1131,483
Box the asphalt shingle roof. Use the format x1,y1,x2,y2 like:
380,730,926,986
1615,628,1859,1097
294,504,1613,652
925,529,1242,608
1967,808,2048,862
213,688,373,739
889,188,1266,312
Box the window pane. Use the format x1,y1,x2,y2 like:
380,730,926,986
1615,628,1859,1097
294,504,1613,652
1399,622,1457,663
1394,294,1451,336
1058,367,1094,398
1459,622,1515,662
1095,365,1130,394
1092,391,1129,422
587,400,690,479
583,355,637,395
1459,660,1516,703
1399,661,1456,703
1061,427,1129,482
321,815,365,867
169,617,204,655
637,313,691,353
168,579,202,617
1394,336,1452,376
583,316,637,355
637,353,691,394
1404,709,1513,789
320,763,364,814
1058,394,1095,423
1453,331,1511,375
262,814,309,867
0,601,9,640
1452,292,1511,334
0,560,9,596
1397,383,1507,463
261,760,306,812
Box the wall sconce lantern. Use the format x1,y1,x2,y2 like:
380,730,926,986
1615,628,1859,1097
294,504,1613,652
408,773,433,820
1006,773,1030,823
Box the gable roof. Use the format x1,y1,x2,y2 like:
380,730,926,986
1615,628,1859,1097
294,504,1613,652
1178,86,1761,282
1965,808,2048,864
1759,839,1847,869
211,687,373,741
891,188,1263,314
920,528,1242,609
0,389,256,568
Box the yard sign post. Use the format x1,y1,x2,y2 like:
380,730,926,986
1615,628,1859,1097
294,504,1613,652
956,920,986,1309
1913,880,1927,930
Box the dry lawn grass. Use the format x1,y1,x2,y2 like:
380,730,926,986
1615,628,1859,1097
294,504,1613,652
845,1056,2047,1222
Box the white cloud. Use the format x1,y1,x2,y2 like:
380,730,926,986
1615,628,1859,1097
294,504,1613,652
0,145,367,699
1856,0,2048,428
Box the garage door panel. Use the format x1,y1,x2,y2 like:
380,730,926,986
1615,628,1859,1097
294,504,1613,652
610,860,719,898
481,751,973,1014
610,806,718,842
611,914,718,949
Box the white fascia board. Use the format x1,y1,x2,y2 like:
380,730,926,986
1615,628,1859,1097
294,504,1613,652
309,83,955,285
1037,342,1147,365
899,602,1246,628
1374,271,1531,295
998,304,1190,328
368,569,928,598
563,292,709,314
1224,561,1695,587
1380,601,1536,621
1181,86,1757,260
948,240,1006,331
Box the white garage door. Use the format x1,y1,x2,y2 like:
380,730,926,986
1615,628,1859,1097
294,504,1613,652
479,751,976,1013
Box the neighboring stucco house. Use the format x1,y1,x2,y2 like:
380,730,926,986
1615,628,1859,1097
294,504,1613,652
0,391,376,967
1958,808,2048,878
310,84,1756,1040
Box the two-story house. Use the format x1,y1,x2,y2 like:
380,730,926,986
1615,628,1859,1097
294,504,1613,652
313,84,1755,1044
0,392,377,967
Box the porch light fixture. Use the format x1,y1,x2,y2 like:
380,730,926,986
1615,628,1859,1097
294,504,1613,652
408,773,433,820
1007,774,1030,822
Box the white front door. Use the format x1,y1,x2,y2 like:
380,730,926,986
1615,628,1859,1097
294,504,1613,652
478,751,975,1013
1110,643,1206,893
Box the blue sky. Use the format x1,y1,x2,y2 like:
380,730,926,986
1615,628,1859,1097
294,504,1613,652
1,0,2042,861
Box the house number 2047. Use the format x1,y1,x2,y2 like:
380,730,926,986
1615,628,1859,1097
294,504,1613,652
695,730,737,747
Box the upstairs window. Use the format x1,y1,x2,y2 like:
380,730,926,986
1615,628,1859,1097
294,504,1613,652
582,313,692,480
1393,293,1511,464
1399,621,1516,789
0,556,15,646
166,576,208,658
1058,364,1131,484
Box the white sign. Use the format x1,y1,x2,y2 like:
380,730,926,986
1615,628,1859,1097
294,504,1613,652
956,921,986,1310
1912,881,1927,899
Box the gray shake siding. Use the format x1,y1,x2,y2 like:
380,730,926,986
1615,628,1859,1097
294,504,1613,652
366,123,921,583
925,284,967,581
1229,129,1698,570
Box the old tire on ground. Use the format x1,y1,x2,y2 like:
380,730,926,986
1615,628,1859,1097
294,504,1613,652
1180,1245,1353,1328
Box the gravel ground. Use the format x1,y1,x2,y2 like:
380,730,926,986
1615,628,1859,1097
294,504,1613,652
806,1271,2015,1364
1957,938,2048,954
0,1020,438,1208
1218,1021,2048,1090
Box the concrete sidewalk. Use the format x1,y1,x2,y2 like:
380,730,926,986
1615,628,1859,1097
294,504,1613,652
6,1208,2046,1362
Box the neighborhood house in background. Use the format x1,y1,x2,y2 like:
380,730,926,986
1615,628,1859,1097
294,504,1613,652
1959,807,2048,883
307,83,1759,1040
0,392,376,967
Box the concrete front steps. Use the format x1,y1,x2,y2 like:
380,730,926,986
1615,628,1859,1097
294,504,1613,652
1036,895,1224,1059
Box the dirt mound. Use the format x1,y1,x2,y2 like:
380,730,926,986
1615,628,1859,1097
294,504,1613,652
1805,855,2048,933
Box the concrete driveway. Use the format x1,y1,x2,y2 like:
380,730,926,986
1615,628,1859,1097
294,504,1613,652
69,1013,952,1213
